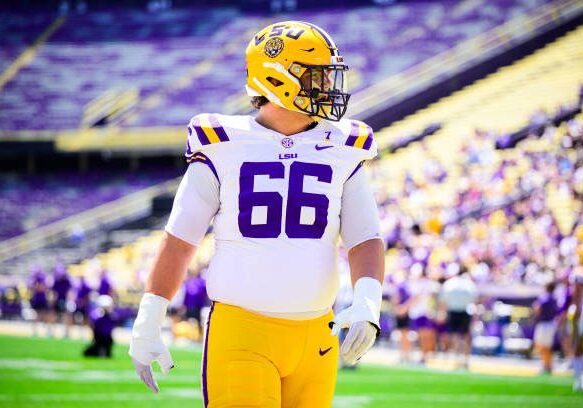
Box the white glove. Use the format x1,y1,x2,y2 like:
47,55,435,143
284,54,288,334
129,293,174,393
331,277,382,365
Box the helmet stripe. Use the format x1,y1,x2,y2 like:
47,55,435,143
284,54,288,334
301,22,337,56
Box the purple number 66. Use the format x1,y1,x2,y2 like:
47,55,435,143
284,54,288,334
238,161,332,238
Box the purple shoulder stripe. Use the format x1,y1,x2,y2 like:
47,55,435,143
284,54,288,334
190,117,211,145
362,128,374,150
345,122,360,147
208,114,229,142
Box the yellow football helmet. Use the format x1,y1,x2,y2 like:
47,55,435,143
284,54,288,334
245,21,350,121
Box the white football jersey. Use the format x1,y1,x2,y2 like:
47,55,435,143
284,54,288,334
168,113,380,315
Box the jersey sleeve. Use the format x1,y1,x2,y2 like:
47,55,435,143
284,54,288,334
165,162,220,246
339,163,382,250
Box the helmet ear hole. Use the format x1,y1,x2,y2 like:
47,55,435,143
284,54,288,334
266,77,284,87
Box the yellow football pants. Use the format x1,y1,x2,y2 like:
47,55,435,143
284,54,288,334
201,302,339,407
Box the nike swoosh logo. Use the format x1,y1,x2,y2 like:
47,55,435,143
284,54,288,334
301,47,315,52
315,145,333,151
319,347,333,356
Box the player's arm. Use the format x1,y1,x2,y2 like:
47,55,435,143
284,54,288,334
145,233,196,299
129,161,219,393
332,164,384,365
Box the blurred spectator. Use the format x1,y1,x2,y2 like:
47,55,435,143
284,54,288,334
533,281,558,374
182,269,208,338
439,266,478,368
390,278,412,363
98,269,116,298
435,276,449,353
556,271,573,359
29,267,51,336
408,265,440,364
1,286,22,319
74,276,92,326
51,263,73,337
84,295,117,358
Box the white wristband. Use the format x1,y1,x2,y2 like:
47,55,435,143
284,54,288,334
132,293,169,340
352,277,382,328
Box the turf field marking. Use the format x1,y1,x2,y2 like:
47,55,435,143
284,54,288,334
3,368,201,384
338,372,570,386
332,395,373,407
0,388,202,401
353,392,582,404
0,358,80,370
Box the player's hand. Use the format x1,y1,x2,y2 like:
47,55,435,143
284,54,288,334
130,337,173,393
331,277,382,365
129,293,173,393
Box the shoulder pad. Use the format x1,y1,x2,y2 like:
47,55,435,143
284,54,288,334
344,120,375,151
186,113,230,153
328,119,377,160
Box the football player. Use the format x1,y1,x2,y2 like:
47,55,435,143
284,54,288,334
129,21,384,407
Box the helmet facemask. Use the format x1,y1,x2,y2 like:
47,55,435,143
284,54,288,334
290,63,350,121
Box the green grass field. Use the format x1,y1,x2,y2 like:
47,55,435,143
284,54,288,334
0,335,582,408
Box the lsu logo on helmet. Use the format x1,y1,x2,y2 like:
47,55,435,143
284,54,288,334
264,37,284,58
246,21,350,121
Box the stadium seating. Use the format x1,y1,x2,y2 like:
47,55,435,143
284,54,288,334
0,0,549,131
374,25,583,289
0,12,55,74
0,168,179,240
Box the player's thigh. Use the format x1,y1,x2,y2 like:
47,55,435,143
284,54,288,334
203,304,281,407
281,317,338,408
205,351,281,408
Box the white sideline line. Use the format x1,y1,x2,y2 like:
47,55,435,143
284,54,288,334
337,372,570,385
332,395,372,408
339,393,581,404
0,388,202,401
0,358,81,370
1,392,578,405
0,369,200,384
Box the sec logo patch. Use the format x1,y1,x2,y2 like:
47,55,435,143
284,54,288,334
281,137,294,148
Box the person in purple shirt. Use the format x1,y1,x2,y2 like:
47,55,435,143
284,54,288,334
74,276,93,326
182,270,208,337
98,270,115,298
391,280,412,363
1,286,22,319
51,263,73,337
84,295,117,358
29,267,51,336
533,281,559,374
556,273,574,360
